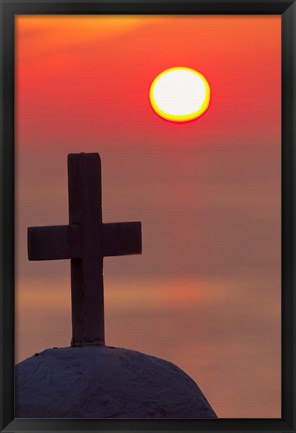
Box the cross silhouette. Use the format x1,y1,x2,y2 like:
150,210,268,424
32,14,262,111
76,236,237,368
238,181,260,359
28,153,142,347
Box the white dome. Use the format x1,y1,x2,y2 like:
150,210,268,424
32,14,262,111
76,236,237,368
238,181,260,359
15,346,217,419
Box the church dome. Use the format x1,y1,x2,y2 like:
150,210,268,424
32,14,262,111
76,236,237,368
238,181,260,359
15,345,217,419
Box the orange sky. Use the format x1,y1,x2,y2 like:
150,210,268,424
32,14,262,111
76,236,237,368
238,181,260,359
15,15,281,418
16,15,280,149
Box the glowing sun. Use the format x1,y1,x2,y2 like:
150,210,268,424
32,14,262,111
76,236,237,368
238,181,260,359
149,67,210,122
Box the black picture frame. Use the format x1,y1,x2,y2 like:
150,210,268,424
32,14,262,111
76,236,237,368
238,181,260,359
0,0,295,432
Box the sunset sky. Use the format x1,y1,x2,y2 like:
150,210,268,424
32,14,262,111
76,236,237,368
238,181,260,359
15,15,281,418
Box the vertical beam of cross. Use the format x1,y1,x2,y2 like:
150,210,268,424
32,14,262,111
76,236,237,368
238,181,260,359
68,154,104,346
27,153,142,347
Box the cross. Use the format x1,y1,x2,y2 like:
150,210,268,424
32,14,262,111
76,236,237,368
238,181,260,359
27,153,142,347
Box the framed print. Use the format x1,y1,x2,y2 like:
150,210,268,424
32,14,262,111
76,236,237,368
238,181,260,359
0,0,295,432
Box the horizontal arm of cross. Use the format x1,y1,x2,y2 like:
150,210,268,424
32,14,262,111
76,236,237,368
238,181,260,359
102,222,142,256
28,222,142,261
28,225,82,260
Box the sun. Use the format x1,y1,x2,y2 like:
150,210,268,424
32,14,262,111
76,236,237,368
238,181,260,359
149,67,210,122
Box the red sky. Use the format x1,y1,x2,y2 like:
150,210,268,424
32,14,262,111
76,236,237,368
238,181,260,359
16,15,280,148
15,15,281,418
